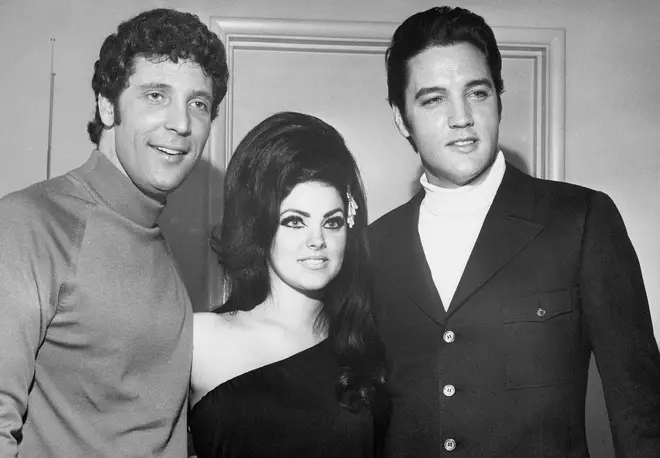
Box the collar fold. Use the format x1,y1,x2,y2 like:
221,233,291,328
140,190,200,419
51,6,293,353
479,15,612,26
71,150,164,228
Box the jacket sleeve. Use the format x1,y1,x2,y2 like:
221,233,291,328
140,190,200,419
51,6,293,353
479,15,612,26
580,190,660,455
0,195,56,457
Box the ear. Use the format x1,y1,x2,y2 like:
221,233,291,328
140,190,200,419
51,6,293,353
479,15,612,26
392,104,411,139
98,95,116,128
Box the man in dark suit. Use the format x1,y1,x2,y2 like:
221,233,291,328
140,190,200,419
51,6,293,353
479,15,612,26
369,6,660,456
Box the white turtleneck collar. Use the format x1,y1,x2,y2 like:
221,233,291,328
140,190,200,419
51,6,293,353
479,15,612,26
417,151,506,309
420,150,506,217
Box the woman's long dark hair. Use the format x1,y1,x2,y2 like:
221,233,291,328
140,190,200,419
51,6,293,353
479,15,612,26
210,111,389,448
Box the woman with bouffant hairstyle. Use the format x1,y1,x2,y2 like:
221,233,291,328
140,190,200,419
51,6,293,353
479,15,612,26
189,112,389,457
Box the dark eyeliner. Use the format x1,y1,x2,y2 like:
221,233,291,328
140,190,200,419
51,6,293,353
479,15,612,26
280,215,303,227
325,216,346,229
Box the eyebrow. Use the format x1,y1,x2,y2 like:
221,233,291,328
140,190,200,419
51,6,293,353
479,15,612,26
139,83,171,92
138,83,212,101
280,208,344,218
190,89,213,101
414,78,495,100
465,78,494,91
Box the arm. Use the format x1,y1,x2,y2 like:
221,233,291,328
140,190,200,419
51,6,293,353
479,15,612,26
580,191,660,455
0,196,56,456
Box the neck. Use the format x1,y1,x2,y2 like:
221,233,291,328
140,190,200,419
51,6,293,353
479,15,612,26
97,132,167,204
255,280,325,335
97,131,119,170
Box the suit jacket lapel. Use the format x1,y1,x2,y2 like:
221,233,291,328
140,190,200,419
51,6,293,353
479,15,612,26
448,164,544,313
378,191,446,325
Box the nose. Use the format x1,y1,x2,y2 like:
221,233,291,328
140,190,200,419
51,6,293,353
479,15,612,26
165,102,192,136
306,227,327,250
448,98,474,128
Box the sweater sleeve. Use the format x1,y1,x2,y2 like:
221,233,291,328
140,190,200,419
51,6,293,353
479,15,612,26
0,193,59,457
579,191,660,455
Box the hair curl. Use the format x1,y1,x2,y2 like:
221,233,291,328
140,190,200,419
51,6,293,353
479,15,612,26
87,8,229,145
210,112,389,446
386,6,504,117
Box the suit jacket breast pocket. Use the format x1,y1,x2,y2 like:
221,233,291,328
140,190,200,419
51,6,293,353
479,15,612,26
502,289,575,390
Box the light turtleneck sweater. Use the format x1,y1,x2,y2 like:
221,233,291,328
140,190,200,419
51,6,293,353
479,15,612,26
0,150,192,457
418,151,506,309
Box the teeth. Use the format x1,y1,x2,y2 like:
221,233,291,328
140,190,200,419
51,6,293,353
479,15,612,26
454,140,474,146
157,147,182,155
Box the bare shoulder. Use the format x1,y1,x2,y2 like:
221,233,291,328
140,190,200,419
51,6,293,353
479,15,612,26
192,312,241,357
193,311,227,338
193,312,228,356
191,311,247,407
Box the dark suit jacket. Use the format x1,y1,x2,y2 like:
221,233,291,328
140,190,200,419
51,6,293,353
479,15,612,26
368,164,660,457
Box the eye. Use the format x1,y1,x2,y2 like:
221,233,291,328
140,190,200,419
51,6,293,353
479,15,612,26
146,92,165,103
421,96,445,107
280,215,305,229
191,100,210,113
468,89,489,100
324,216,345,230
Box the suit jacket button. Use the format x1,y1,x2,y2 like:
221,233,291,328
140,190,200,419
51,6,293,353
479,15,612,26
444,438,457,451
443,384,455,397
443,330,455,343
537,308,547,318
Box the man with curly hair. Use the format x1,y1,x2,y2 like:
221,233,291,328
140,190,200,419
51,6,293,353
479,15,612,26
0,9,228,457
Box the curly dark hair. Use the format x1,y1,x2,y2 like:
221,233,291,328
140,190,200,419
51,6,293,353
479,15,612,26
211,112,390,449
386,6,504,117
87,8,229,145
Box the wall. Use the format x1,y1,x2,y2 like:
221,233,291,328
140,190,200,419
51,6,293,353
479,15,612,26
1,0,658,455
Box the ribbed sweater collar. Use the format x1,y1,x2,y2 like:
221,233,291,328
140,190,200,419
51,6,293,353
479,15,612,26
71,150,164,228
420,151,506,217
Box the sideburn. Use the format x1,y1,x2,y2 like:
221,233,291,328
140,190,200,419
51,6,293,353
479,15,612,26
114,106,122,126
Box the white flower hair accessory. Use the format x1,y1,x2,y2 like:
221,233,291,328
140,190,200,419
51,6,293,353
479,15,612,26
346,186,358,228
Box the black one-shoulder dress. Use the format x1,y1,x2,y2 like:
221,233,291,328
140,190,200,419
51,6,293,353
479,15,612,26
189,339,374,457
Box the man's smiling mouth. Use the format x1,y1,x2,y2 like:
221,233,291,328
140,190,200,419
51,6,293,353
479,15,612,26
155,146,186,156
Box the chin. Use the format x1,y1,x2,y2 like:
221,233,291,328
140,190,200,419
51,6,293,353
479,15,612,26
153,179,186,195
296,278,334,295
459,160,492,180
294,285,326,300
302,281,331,293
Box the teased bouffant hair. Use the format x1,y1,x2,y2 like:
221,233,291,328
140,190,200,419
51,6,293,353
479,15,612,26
87,8,229,144
211,111,389,449
386,6,504,115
